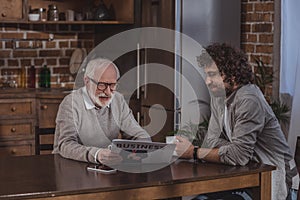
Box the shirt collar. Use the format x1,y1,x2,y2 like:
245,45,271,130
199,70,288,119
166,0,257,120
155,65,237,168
225,84,244,107
82,86,110,110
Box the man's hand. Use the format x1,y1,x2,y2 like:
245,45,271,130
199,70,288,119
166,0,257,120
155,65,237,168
97,149,123,165
174,136,194,159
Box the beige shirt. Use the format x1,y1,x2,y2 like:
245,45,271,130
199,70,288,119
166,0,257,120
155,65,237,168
53,87,150,164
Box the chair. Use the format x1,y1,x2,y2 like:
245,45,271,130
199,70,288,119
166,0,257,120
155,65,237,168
296,137,300,200
35,126,55,155
295,137,300,169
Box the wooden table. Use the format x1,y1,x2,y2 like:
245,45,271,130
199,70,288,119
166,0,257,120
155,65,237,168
0,154,275,200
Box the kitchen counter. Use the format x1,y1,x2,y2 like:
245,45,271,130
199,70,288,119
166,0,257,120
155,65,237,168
0,88,72,99
0,88,71,156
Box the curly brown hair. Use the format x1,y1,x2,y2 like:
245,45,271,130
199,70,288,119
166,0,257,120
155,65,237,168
203,43,254,86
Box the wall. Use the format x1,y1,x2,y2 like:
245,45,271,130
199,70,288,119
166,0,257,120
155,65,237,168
0,23,95,88
241,0,275,70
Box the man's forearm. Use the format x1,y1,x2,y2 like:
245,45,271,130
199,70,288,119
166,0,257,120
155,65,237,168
198,148,221,163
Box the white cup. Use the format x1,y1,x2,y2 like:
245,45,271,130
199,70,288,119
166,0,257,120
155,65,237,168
166,136,178,156
65,10,74,21
75,13,83,21
166,136,177,144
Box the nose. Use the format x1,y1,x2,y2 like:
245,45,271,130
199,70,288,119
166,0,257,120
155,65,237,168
103,86,112,95
205,76,212,85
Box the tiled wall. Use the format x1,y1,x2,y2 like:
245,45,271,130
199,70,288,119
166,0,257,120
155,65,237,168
0,23,95,88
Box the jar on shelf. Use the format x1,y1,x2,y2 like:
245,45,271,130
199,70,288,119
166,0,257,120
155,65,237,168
47,4,59,21
39,8,47,21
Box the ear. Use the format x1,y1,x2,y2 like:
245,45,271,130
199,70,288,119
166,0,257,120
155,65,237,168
84,76,89,85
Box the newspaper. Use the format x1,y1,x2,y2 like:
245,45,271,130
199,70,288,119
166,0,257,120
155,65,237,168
110,139,176,164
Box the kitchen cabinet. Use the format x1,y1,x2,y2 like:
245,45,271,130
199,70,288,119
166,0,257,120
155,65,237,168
136,0,176,142
0,0,134,24
0,98,36,156
38,98,62,128
36,90,69,129
0,89,68,156
94,0,176,142
0,0,25,21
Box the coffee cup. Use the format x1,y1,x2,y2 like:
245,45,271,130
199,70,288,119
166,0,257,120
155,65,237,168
65,10,74,21
166,136,178,156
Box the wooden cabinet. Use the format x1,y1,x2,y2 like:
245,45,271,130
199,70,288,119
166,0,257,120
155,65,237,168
0,98,36,156
0,99,35,118
0,0,25,21
38,98,62,128
0,138,35,156
0,89,67,156
139,0,175,142
94,0,176,142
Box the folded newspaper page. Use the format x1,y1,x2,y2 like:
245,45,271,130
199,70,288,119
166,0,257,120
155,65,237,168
110,139,176,164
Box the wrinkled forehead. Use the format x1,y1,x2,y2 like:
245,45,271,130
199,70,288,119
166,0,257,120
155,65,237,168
93,64,117,79
85,58,120,80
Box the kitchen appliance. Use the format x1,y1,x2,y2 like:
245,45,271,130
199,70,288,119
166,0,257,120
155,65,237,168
177,0,241,128
138,0,241,138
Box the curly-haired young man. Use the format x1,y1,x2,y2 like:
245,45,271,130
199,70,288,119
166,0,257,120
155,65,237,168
175,43,299,200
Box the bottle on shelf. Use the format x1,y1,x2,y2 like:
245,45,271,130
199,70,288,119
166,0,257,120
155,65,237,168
28,66,36,88
47,4,59,21
39,65,51,88
39,8,47,22
20,66,27,88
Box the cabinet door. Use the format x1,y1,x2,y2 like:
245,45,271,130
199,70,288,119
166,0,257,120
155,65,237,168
38,99,61,128
0,0,24,21
141,106,174,142
0,140,34,156
138,0,176,136
0,99,36,120
0,121,34,138
140,0,175,110
141,0,175,29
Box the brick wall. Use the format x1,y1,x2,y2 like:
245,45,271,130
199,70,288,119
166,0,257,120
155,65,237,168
0,23,95,89
241,0,275,67
0,1,275,89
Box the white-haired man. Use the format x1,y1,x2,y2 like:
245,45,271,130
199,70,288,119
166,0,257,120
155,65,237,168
53,58,151,165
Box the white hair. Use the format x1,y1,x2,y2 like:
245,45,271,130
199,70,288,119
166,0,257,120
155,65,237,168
84,58,120,80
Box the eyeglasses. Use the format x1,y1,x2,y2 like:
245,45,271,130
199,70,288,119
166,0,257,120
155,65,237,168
88,77,118,91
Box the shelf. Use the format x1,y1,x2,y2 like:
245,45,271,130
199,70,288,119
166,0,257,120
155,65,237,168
0,20,133,25
1,0,134,25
